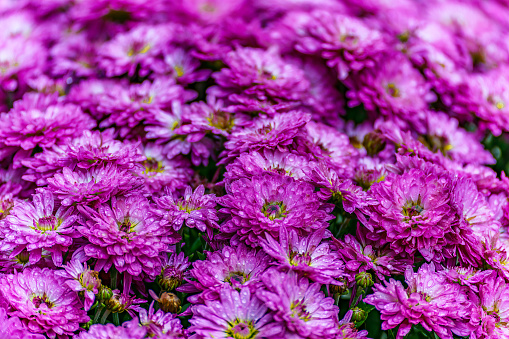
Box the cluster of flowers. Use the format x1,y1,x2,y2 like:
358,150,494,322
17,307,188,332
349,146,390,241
2,0,509,338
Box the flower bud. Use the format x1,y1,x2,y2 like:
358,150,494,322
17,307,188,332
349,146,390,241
355,271,373,288
96,286,113,302
104,293,127,313
81,319,93,330
329,278,348,295
159,292,181,314
351,307,366,322
157,267,184,291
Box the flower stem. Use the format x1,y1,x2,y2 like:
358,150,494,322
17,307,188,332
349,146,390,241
100,310,111,324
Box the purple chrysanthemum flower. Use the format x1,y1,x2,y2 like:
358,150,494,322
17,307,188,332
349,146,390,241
308,162,377,213
145,102,216,166
177,96,248,138
55,259,102,311
337,310,369,339
157,252,191,292
77,194,177,278
137,144,193,194
334,226,412,282
443,267,494,293
469,274,509,339
139,301,187,338
224,149,312,181
297,11,386,80
0,267,89,338
365,263,472,339
66,129,144,169
152,185,219,236
219,112,311,164
219,173,334,247
50,33,97,78
301,122,358,173
346,53,435,122
1,190,78,266
78,320,147,339
256,269,340,339
97,24,164,77
0,307,45,339
0,248,52,274
98,78,196,136
179,244,272,304
260,227,344,285
421,112,494,165
360,167,456,261
152,47,211,85
46,164,144,206
189,286,283,339
210,47,309,110
0,93,95,155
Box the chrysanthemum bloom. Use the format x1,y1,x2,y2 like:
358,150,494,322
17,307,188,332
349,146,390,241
346,53,435,123
308,162,376,213
469,274,509,338
103,290,146,317
98,78,196,136
257,269,340,339
0,307,45,339
176,96,249,138
157,252,191,291
190,286,283,339
136,144,193,194
365,263,472,339
420,112,494,165
1,191,78,266
152,47,211,85
219,173,334,247
47,164,144,206
22,129,143,185
300,122,358,173
442,267,494,293
145,102,216,166
0,93,95,158
468,68,509,136
96,24,165,77
0,36,46,92
77,194,177,279
220,112,310,164
0,248,52,274
65,129,144,169
334,226,412,282
296,11,386,80
78,320,147,339
152,185,219,237
0,267,89,338
138,301,187,338
50,33,97,77
224,149,311,181
210,47,309,109
287,57,345,127
179,244,272,304
336,310,369,339
360,167,456,261
56,259,102,311
260,227,343,285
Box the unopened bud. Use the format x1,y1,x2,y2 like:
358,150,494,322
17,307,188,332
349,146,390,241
81,319,93,330
97,286,113,301
351,307,366,322
159,292,181,313
157,268,183,291
330,278,348,295
355,271,373,288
